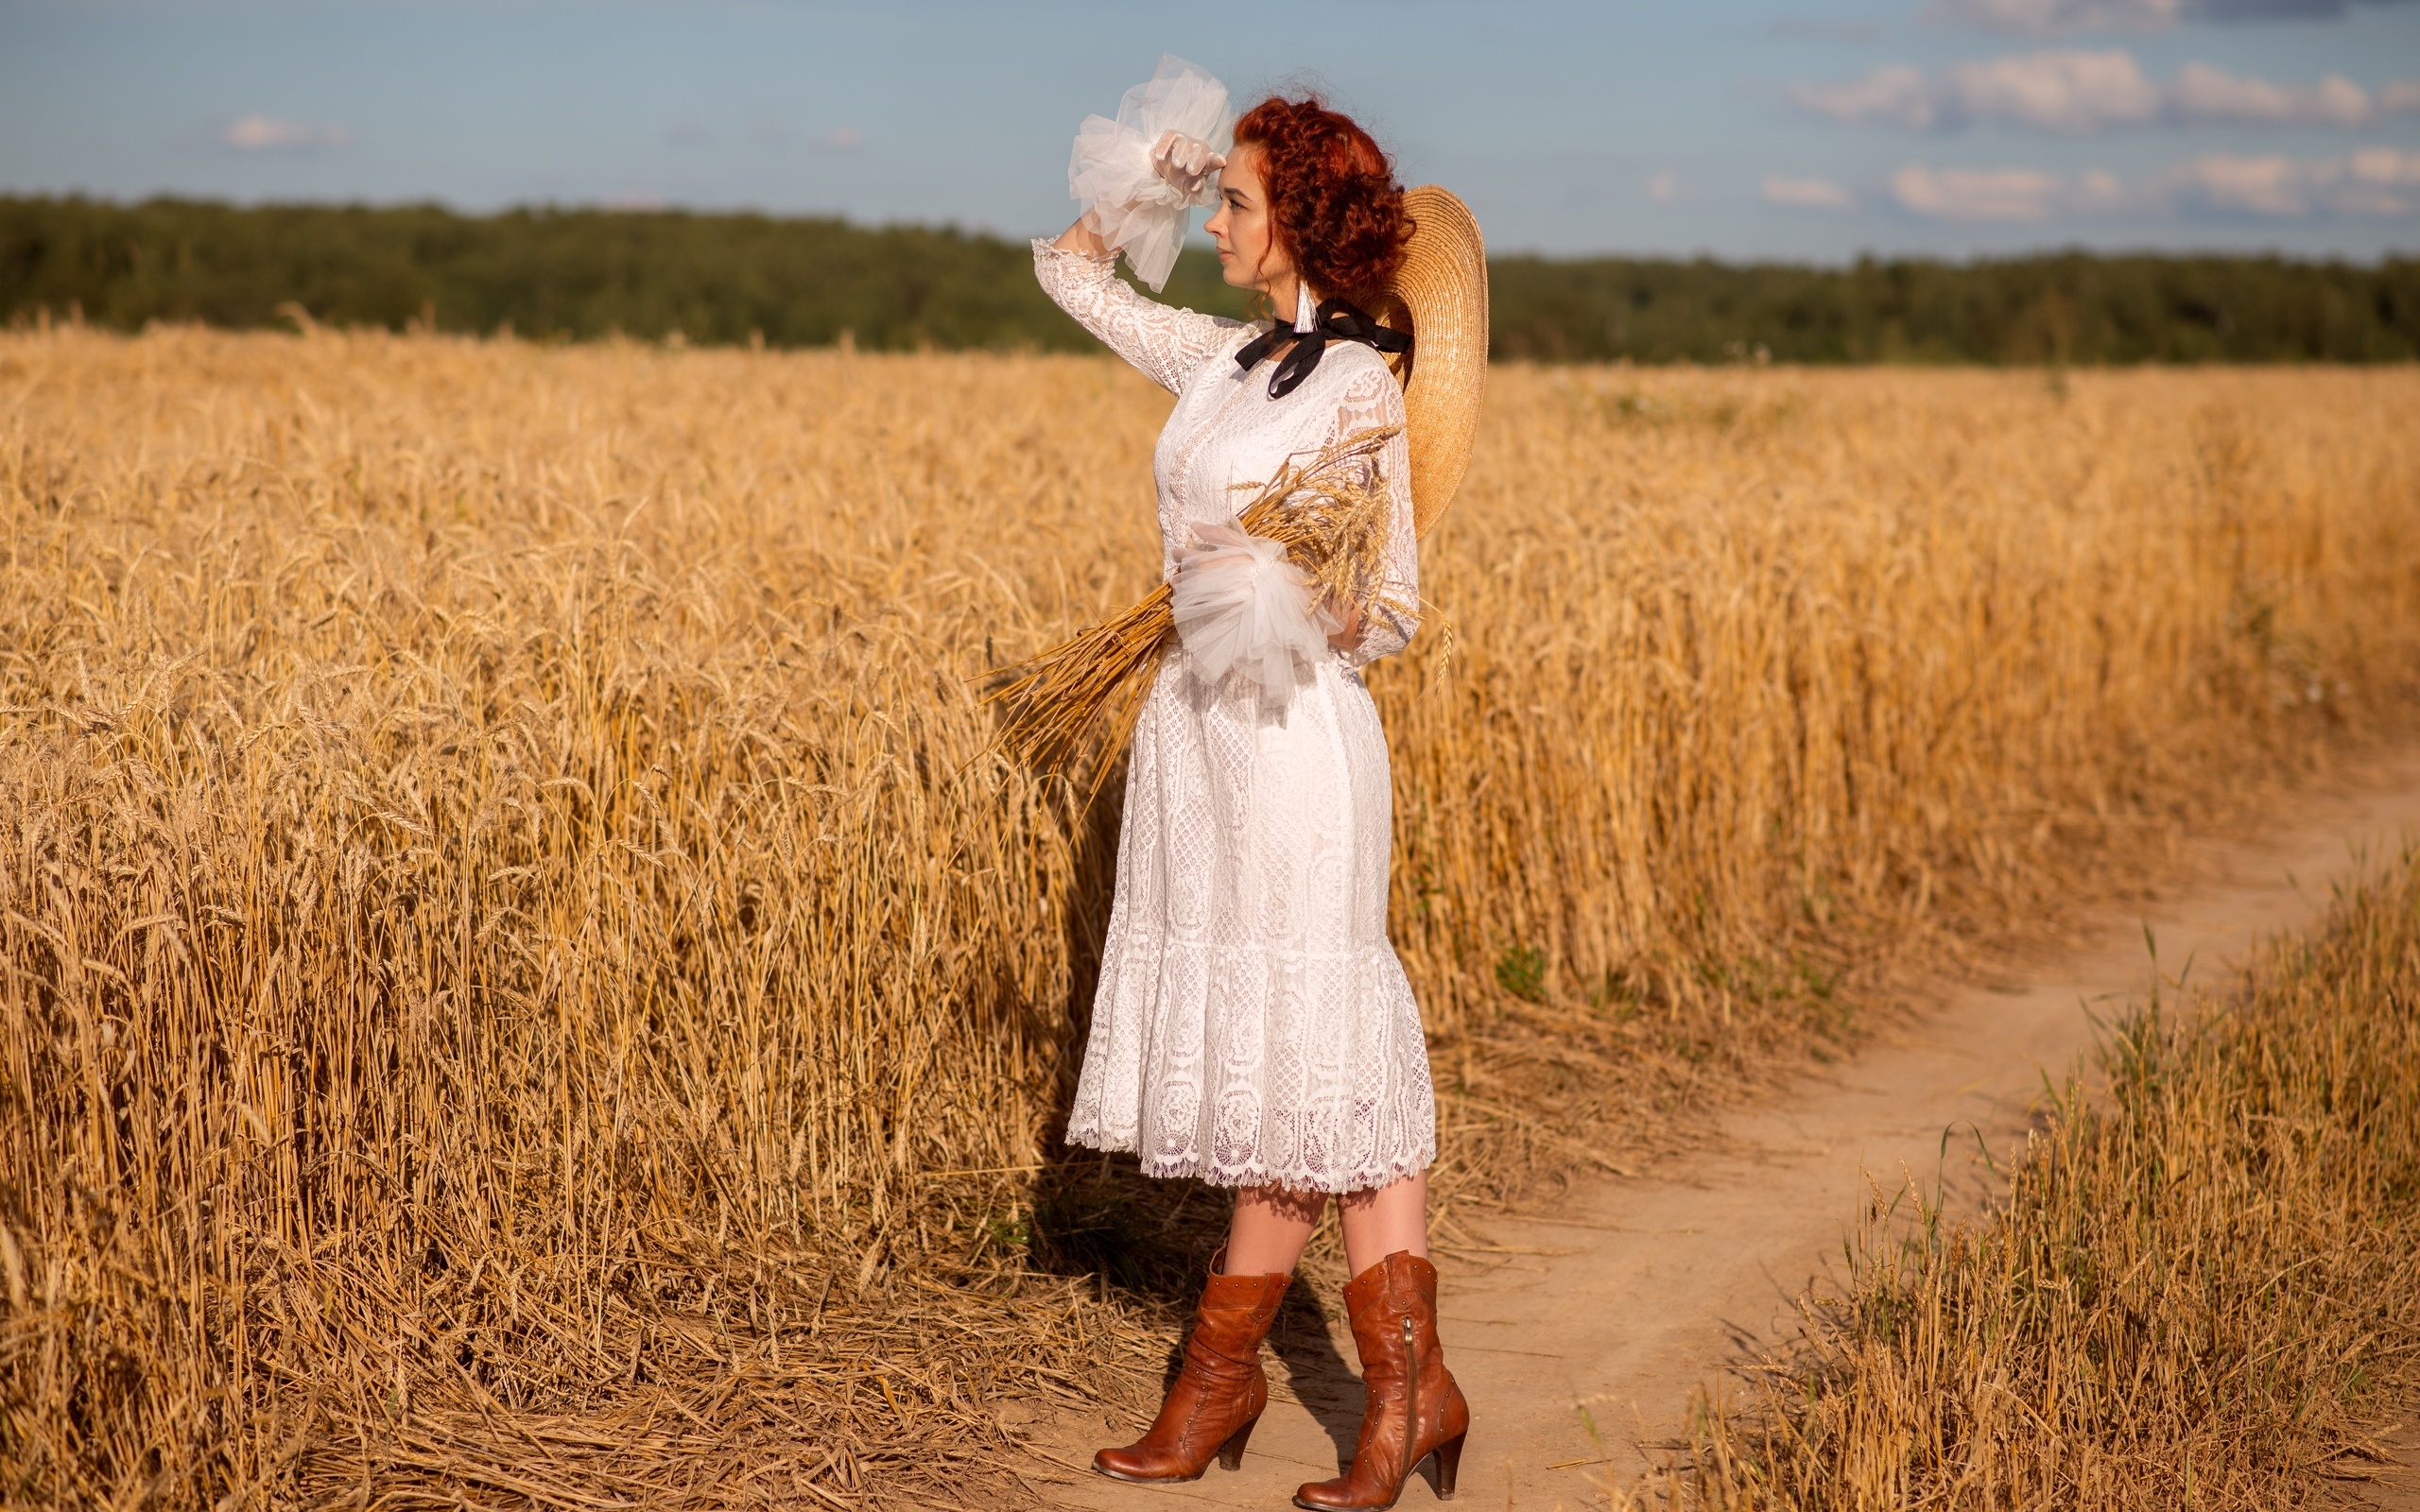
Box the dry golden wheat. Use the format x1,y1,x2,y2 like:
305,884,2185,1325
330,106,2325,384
1,327,2415,1508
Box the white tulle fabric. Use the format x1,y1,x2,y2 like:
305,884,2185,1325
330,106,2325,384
1168,520,1333,703
1067,55,1231,292
1033,238,1434,1193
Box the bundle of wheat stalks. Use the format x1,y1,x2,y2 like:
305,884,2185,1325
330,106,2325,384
985,424,1413,776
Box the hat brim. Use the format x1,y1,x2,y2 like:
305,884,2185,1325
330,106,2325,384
1369,186,1488,540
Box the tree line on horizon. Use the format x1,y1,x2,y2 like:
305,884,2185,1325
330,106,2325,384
5,194,2416,364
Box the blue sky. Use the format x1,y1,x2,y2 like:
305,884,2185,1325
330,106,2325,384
4,0,2417,262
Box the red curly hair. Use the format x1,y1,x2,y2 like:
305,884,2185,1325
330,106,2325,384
1231,94,1411,308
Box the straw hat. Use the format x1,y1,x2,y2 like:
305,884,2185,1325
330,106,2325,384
1368,186,1489,539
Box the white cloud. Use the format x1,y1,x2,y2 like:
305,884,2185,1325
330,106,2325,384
1763,174,1857,208
812,127,866,151
1796,50,2384,131
1647,170,1683,204
2168,62,2372,124
2157,146,2420,215
2342,146,2420,213
1792,64,1943,128
2348,146,2420,184
1947,49,2163,129
1888,149,2420,221
1892,163,2078,218
2071,167,2135,208
2381,78,2420,112
2157,152,2313,213
218,114,351,152
1935,0,2414,31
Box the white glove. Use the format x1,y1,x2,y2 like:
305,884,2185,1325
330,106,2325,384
1150,129,1226,204
1067,55,1233,292
1168,519,1331,703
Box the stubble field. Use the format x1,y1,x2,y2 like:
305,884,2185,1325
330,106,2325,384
3,327,2417,1508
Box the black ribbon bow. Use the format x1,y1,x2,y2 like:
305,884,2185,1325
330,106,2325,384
1234,298,1412,400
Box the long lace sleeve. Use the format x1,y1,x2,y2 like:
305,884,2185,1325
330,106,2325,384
1326,362,1420,668
1033,238,1242,395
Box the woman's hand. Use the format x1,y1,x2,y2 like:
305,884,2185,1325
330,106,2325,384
1322,594,1364,654
1057,130,1221,256
1150,130,1226,203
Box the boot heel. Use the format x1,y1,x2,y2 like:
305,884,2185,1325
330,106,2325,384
1217,1415,1259,1471
1431,1430,1466,1499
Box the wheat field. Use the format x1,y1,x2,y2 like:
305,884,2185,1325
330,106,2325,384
3,327,2416,1508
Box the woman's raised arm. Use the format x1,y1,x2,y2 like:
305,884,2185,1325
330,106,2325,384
1032,232,1243,396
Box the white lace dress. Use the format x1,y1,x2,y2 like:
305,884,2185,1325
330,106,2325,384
1034,240,1436,1194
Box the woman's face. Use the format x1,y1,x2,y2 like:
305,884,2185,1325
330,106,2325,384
1204,143,1291,293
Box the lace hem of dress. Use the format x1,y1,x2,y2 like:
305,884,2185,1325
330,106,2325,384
1069,935,1437,1194
1061,1129,1436,1194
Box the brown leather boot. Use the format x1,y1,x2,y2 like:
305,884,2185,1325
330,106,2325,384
1293,1250,1470,1509
1094,1248,1291,1483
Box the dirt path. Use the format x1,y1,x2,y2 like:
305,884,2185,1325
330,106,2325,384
1017,753,2420,1511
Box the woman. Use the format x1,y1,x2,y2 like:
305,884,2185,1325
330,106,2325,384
1034,91,1469,1509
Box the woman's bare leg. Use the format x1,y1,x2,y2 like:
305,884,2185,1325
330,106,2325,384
1224,1184,1327,1274
1338,1169,1428,1275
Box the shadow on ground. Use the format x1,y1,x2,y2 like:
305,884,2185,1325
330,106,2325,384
1027,1155,1365,1464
